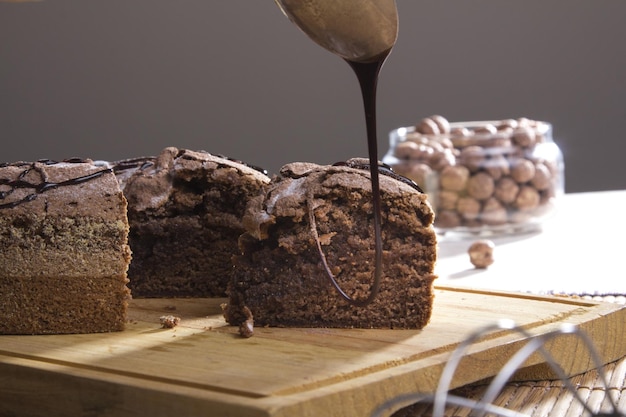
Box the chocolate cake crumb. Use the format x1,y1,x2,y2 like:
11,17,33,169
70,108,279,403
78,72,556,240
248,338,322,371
238,307,255,338
159,315,181,328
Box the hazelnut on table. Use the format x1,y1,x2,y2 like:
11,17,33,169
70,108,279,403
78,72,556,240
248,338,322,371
468,240,495,269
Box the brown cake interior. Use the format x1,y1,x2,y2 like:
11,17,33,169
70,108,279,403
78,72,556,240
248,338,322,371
226,161,437,330
120,148,270,297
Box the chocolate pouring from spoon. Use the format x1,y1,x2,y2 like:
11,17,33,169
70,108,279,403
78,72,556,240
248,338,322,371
274,0,399,306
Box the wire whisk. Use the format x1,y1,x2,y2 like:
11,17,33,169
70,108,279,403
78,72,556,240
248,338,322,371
372,320,625,417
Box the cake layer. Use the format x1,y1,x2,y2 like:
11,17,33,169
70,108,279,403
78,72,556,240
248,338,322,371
0,217,129,277
0,275,128,335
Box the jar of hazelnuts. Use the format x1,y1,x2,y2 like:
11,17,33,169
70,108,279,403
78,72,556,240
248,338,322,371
383,115,564,235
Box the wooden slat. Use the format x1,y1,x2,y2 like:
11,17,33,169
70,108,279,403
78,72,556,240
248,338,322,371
1,286,625,417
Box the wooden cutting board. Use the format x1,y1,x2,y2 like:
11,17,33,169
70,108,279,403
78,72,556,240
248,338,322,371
1,286,625,417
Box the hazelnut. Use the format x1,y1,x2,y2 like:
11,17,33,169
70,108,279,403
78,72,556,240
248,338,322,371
537,194,556,214
430,115,451,134
450,126,472,137
416,117,440,135
439,165,469,192
456,196,481,220
473,123,498,135
459,146,485,172
438,190,459,211
481,197,508,225
488,133,513,148
427,141,443,154
467,172,495,200
531,162,552,190
494,176,520,205
394,141,420,160
515,185,540,211
468,240,495,269
429,149,456,171
463,218,483,229
401,163,432,188
438,137,454,150
542,158,560,177
411,144,435,161
498,119,519,130
511,158,536,183
435,210,462,228
512,126,537,148
405,132,429,145
484,154,510,180
516,117,533,127
449,127,473,148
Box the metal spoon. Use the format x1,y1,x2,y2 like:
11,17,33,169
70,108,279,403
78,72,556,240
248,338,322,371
274,0,398,63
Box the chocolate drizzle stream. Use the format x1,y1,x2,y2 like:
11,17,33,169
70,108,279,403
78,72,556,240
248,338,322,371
0,159,112,209
309,53,392,307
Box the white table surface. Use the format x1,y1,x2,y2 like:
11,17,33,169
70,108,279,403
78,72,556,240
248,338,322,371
435,190,626,296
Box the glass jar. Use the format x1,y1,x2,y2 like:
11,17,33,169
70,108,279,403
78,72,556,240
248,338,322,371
383,117,564,236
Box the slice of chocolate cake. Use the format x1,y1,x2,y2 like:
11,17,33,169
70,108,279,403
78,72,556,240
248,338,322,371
0,159,131,335
116,147,271,297
225,159,437,332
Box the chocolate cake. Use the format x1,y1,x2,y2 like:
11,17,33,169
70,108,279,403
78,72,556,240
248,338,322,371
115,147,271,297
0,159,131,335
225,159,437,331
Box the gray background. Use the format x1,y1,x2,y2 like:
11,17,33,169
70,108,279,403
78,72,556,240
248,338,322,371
1,1,625,192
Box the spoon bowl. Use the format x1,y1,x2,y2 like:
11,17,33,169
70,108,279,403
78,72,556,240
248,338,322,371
274,0,398,63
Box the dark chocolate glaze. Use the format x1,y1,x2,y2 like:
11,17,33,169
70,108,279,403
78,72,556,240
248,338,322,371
0,159,112,209
111,157,156,174
215,154,268,176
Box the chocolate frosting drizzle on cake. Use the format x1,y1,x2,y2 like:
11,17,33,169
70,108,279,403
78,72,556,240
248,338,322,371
0,159,112,209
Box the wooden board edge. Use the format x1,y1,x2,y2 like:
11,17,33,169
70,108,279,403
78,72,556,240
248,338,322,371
434,284,602,306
